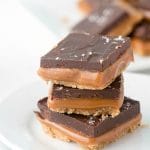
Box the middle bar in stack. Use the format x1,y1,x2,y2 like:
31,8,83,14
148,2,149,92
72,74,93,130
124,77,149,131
48,75,123,116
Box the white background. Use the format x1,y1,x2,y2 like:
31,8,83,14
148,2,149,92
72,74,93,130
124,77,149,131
0,0,58,101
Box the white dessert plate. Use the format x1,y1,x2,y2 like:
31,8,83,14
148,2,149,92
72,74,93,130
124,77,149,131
127,55,150,73
0,73,150,150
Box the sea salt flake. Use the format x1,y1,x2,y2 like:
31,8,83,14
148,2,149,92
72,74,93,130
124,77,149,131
60,48,65,51
88,51,93,55
123,102,131,110
88,116,96,125
101,115,108,121
114,36,124,41
102,36,110,43
55,57,60,60
74,55,78,58
99,59,104,64
56,86,63,90
126,102,131,107
115,45,122,49
103,9,111,16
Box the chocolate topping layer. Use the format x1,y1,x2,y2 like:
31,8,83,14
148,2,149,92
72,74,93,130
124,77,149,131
41,33,130,72
52,75,123,99
132,21,150,40
73,3,128,35
37,97,140,137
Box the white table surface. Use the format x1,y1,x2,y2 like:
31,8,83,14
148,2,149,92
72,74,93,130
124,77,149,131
0,0,58,102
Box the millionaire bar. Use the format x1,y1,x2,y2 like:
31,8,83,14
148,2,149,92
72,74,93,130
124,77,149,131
48,75,124,116
35,97,141,150
78,0,115,13
73,2,143,36
38,33,133,89
131,20,150,56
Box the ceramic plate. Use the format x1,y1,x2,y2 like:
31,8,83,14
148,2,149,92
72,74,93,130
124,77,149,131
0,73,150,150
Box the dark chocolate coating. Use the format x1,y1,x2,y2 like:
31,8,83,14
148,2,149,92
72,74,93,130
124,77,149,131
73,3,128,35
37,97,140,137
41,33,130,72
52,75,123,99
132,20,150,40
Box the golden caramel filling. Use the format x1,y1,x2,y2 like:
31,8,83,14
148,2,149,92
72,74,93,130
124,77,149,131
48,95,123,109
38,48,133,89
132,38,150,56
108,17,140,36
36,113,141,145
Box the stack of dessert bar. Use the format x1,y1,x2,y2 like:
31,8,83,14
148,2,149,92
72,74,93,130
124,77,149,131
35,33,142,150
78,0,150,56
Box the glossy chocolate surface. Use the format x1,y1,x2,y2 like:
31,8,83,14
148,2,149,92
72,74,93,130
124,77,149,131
41,33,130,72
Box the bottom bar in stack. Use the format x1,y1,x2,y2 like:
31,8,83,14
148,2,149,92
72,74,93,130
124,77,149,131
35,97,141,150
48,75,124,117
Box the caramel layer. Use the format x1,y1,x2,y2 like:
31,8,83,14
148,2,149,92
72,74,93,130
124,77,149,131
108,15,142,36
48,97,123,109
38,48,133,89
48,97,123,116
132,37,150,56
78,0,92,14
36,113,141,146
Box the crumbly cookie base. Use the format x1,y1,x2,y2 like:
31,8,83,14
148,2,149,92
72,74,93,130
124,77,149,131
49,107,120,117
36,113,141,150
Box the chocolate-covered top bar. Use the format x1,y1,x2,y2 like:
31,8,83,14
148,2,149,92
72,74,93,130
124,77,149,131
41,33,130,72
37,97,140,137
73,3,128,35
38,33,132,89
